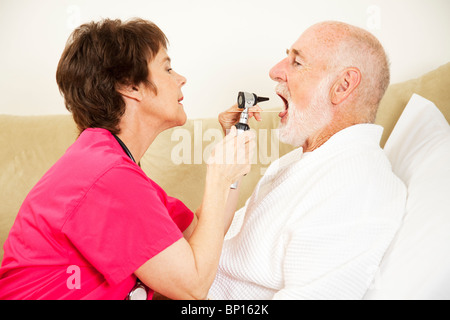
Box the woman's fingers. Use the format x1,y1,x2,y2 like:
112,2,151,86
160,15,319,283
248,105,262,122
207,129,256,183
219,104,264,134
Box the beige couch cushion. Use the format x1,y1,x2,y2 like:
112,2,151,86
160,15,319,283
376,62,450,147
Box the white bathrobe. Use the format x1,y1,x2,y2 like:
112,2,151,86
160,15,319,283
208,124,407,300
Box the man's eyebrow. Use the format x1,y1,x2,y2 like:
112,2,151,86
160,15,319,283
286,48,306,60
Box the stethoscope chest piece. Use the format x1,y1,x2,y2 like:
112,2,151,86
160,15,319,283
126,281,147,300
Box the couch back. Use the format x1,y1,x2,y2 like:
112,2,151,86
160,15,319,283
1,62,449,262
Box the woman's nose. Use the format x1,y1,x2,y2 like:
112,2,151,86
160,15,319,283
178,73,187,87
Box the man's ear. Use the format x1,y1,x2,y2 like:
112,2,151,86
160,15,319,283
116,83,143,102
330,67,361,105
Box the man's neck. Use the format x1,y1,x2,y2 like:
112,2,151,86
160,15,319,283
303,116,360,153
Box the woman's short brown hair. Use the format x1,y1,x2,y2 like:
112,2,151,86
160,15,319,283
56,18,168,134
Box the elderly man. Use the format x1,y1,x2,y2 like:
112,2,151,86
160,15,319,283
209,21,407,300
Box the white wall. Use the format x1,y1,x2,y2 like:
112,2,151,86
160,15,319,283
0,0,449,119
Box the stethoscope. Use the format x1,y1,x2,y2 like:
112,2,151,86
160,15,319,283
113,134,136,164
113,134,148,300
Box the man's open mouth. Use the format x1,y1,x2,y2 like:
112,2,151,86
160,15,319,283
277,93,289,119
278,94,289,111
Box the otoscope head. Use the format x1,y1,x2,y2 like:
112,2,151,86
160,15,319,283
237,91,269,109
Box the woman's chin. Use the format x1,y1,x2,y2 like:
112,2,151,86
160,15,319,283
169,110,187,128
178,110,187,126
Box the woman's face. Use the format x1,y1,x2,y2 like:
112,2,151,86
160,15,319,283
142,48,187,129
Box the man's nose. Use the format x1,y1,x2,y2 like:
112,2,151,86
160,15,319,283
269,58,288,82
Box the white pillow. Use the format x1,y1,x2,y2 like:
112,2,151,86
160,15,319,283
364,94,450,300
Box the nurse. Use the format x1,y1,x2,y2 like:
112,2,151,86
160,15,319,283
0,18,255,300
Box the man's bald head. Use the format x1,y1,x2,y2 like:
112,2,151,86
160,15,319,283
305,21,390,121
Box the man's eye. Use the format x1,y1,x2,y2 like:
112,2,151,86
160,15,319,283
289,57,302,68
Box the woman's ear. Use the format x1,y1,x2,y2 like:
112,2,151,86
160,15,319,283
116,83,143,102
330,67,361,105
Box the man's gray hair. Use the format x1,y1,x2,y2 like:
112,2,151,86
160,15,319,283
321,21,390,123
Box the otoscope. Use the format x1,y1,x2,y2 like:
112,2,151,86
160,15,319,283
230,92,269,189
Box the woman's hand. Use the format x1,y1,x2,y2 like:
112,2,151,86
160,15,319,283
206,126,256,186
218,104,262,135
136,126,256,301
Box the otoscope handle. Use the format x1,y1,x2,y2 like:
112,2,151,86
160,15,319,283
230,122,250,189
235,122,250,132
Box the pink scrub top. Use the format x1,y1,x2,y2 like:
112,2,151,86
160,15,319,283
0,128,194,299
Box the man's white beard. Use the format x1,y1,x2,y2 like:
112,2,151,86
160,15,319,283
277,77,334,148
